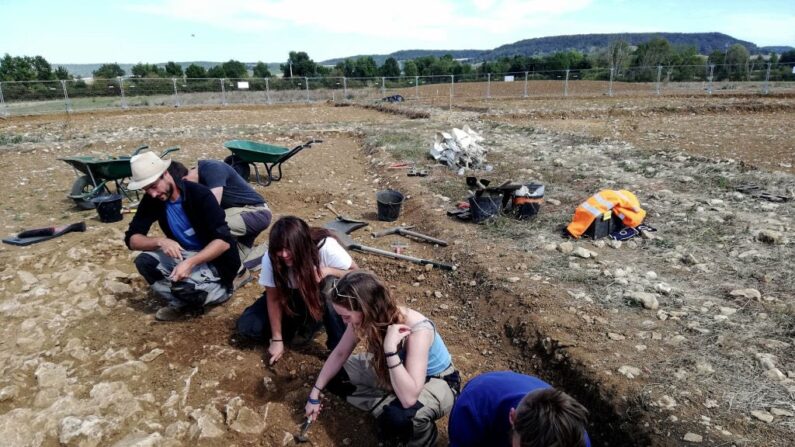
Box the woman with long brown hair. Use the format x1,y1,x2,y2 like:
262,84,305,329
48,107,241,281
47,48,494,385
236,216,357,364
305,270,460,446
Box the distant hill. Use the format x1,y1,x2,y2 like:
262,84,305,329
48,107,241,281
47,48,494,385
55,61,282,78
321,32,788,65
760,46,795,54
322,50,488,66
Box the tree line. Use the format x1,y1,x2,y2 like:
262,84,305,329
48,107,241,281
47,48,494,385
2,37,795,85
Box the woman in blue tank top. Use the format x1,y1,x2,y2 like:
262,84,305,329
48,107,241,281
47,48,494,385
305,270,460,447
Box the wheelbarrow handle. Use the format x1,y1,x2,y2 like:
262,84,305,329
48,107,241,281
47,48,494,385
350,243,456,271
159,146,180,158
131,145,150,156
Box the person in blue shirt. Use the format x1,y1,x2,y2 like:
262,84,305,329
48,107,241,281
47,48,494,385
449,371,590,447
124,152,240,322
305,271,460,447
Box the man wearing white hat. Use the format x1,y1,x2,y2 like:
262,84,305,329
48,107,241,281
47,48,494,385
124,151,241,321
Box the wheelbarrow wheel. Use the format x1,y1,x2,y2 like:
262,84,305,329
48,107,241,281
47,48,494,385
69,175,96,210
224,155,250,182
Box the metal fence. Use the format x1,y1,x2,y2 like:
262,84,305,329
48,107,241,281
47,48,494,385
1,63,794,117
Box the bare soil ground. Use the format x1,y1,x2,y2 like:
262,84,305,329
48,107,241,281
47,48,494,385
0,97,793,446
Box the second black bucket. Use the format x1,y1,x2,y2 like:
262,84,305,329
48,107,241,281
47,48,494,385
469,193,503,224
91,194,123,223
376,189,405,222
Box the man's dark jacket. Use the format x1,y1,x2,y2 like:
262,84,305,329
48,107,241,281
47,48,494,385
124,179,240,288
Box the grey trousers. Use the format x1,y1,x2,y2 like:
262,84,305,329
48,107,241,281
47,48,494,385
137,249,229,309
341,353,456,447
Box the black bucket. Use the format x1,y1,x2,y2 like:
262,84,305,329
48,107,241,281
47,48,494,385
469,193,503,224
92,194,123,223
376,189,405,222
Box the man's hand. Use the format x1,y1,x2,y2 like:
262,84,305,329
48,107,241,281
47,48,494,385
158,238,184,260
169,259,195,282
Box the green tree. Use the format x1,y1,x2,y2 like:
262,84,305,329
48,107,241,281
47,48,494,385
725,44,750,80
380,57,401,77
207,65,225,78
0,54,36,81
93,63,125,79
252,62,271,77
403,60,418,77
164,61,183,77
221,59,248,78
353,56,378,78
780,50,795,64
54,66,72,80
185,64,207,78
32,56,54,80
131,63,165,78
606,39,631,73
281,51,318,77
769,53,779,66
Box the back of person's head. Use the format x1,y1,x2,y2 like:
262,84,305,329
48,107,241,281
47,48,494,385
167,160,188,179
513,388,589,447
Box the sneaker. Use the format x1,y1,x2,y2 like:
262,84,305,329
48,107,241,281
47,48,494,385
155,306,188,321
233,269,254,291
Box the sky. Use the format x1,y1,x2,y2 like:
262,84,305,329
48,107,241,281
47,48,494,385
2,0,794,64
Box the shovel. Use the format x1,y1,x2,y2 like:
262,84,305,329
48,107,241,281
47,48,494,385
329,229,456,271
323,203,368,234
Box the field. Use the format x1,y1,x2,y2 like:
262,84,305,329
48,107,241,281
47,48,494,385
0,92,793,446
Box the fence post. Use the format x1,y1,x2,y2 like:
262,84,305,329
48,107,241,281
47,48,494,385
172,78,180,107
707,64,714,95
449,74,454,109
656,65,662,95
564,69,569,97
118,77,128,109
414,76,419,99
487,73,491,98
220,78,227,105
763,62,771,95
0,82,7,117
609,67,614,97
381,77,386,96
305,77,309,102
523,71,528,98
60,80,72,114
265,78,271,104
343,77,347,98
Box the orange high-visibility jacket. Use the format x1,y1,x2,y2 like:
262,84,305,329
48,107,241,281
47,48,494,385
567,190,646,238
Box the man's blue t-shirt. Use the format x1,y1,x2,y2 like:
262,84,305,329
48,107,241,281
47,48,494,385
198,160,264,209
165,197,202,251
448,371,591,447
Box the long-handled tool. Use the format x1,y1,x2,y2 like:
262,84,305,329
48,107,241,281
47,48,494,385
371,226,448,246
329,229,456,271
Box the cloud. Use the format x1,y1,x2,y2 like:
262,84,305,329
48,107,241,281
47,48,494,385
126,0,593,42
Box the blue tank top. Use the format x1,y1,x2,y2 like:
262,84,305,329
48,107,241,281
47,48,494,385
402,319,452,376
165,197,202,251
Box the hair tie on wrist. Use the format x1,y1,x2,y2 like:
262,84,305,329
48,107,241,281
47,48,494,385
384,351,399,357
387,360,403,369
271,339,283,342
313,384,324,392
307,397,321,405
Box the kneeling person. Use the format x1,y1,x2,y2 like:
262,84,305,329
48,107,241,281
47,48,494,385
449,371,591,447
124,152,240,321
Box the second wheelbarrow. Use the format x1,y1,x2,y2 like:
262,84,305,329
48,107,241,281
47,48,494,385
223,139,321,186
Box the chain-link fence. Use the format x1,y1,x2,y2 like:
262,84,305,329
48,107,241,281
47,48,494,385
2,63,794,117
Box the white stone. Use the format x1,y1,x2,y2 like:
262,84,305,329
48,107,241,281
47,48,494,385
751,410,774,423
654,283,672,295
59,415,105,446
0,386,18,402
657,395,677,410
618,365,641,379
140,349,164,362
557,242,574,254
35,362,68,389
683,432,703,443
729,288,761,300
112,431,163,447
101,361,148,379
704,399,719,409
770,408,794,417
104,280,133,295
572,247,591,258
190,405,225,439
625,291,659,310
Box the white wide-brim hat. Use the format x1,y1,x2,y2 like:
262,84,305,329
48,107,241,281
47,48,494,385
128,151,172,190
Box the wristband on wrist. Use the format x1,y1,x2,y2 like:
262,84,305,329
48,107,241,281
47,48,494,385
271,339,283,342
307,397,321,405
384,351,399,357
387,360,403,369
313,384,323,392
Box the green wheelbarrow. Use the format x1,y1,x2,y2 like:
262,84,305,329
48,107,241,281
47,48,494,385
223,139,321,186
59,145,180,210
